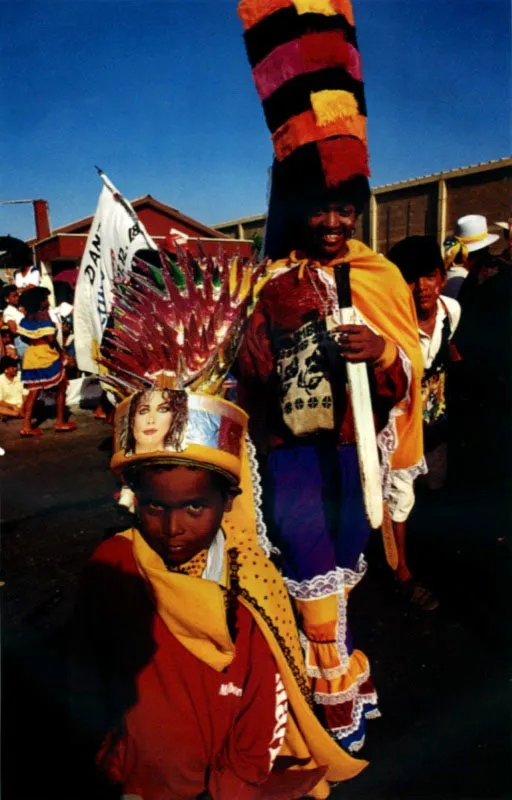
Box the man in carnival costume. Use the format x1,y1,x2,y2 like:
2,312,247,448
71,250,368,799
235,0,425,751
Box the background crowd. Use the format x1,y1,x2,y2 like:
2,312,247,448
0,263,77,436
1,209,510,527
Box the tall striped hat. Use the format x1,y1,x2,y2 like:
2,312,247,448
238,0,369,202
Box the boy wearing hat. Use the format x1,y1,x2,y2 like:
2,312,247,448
387,236,461,607
71,250,367,799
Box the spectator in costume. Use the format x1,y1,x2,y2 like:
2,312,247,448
236,0,425,750
71,249,367,800
18,287,76,436
386,236,462,610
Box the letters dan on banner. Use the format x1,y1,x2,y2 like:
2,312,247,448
74,182,156,374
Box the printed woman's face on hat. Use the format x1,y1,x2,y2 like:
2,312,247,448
133,390,174,454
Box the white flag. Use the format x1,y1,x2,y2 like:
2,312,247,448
74,173,157,373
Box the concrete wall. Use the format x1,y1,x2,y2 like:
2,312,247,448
214,159,511,256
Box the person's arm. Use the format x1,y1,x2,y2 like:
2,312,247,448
372,345,409,410
234,295,275,385
234,296,277,453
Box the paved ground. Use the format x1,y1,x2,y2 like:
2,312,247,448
1,409,510,799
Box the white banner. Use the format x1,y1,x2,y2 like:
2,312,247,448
74,174,157,373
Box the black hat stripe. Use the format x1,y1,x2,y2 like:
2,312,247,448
244,7,357,69
262,67,367,133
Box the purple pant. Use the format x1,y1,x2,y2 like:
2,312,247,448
263,444,371,582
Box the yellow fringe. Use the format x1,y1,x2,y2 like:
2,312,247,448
311,89,359,127
293,0,337,15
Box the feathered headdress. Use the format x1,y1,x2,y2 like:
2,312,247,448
105,247,264,483
238,0,370,202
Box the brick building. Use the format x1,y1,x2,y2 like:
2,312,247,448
213,158,511,254
27,195,252,284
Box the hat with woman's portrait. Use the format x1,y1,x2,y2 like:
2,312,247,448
102,249,263,485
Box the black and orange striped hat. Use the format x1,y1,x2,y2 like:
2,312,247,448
238,0,370,205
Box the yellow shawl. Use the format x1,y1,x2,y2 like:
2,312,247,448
261,239,424,472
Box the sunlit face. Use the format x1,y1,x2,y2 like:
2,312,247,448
305,201,357,261
407,268,445,315
133,390,173,454
137,466,233,567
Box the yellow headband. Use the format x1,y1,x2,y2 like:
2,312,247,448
459,230,489,244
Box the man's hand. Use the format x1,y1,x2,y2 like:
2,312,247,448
334,324,385,364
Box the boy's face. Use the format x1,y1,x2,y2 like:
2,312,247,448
407,268,445,315
136,466,233,568
4,365,17,379
6,290,18,306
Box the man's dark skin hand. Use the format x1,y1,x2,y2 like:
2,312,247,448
334,324,386,363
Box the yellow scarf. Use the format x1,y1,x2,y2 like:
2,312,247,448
259,239,424,472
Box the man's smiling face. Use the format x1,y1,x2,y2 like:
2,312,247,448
305,200,357,261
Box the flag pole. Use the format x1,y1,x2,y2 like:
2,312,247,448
94,167,156,251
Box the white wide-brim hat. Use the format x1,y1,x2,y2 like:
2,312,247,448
455,214,499,253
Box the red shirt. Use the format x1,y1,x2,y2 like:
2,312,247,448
71,537,323,800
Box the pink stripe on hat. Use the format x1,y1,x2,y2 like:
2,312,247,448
253,32,362,101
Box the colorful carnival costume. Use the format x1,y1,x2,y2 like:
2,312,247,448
71,249,367,799
236,0,425,750
18,316,65,390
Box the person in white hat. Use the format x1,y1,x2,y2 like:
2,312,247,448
443,215,500,299
449,214,512,532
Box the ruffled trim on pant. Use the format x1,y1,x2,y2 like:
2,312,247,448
289,564,379,753
323,681,381,753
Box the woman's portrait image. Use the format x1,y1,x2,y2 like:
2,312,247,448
122,389,188,455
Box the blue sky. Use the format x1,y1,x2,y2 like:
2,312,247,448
1,0,510,240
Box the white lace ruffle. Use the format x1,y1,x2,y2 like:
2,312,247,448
390,456,428,485
377,345,427,501
289,556,367,679
297,587,349,677
284,555,367,600
245,434,280,558
348,736,366,753
313,666,370,705
329,691,380,741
